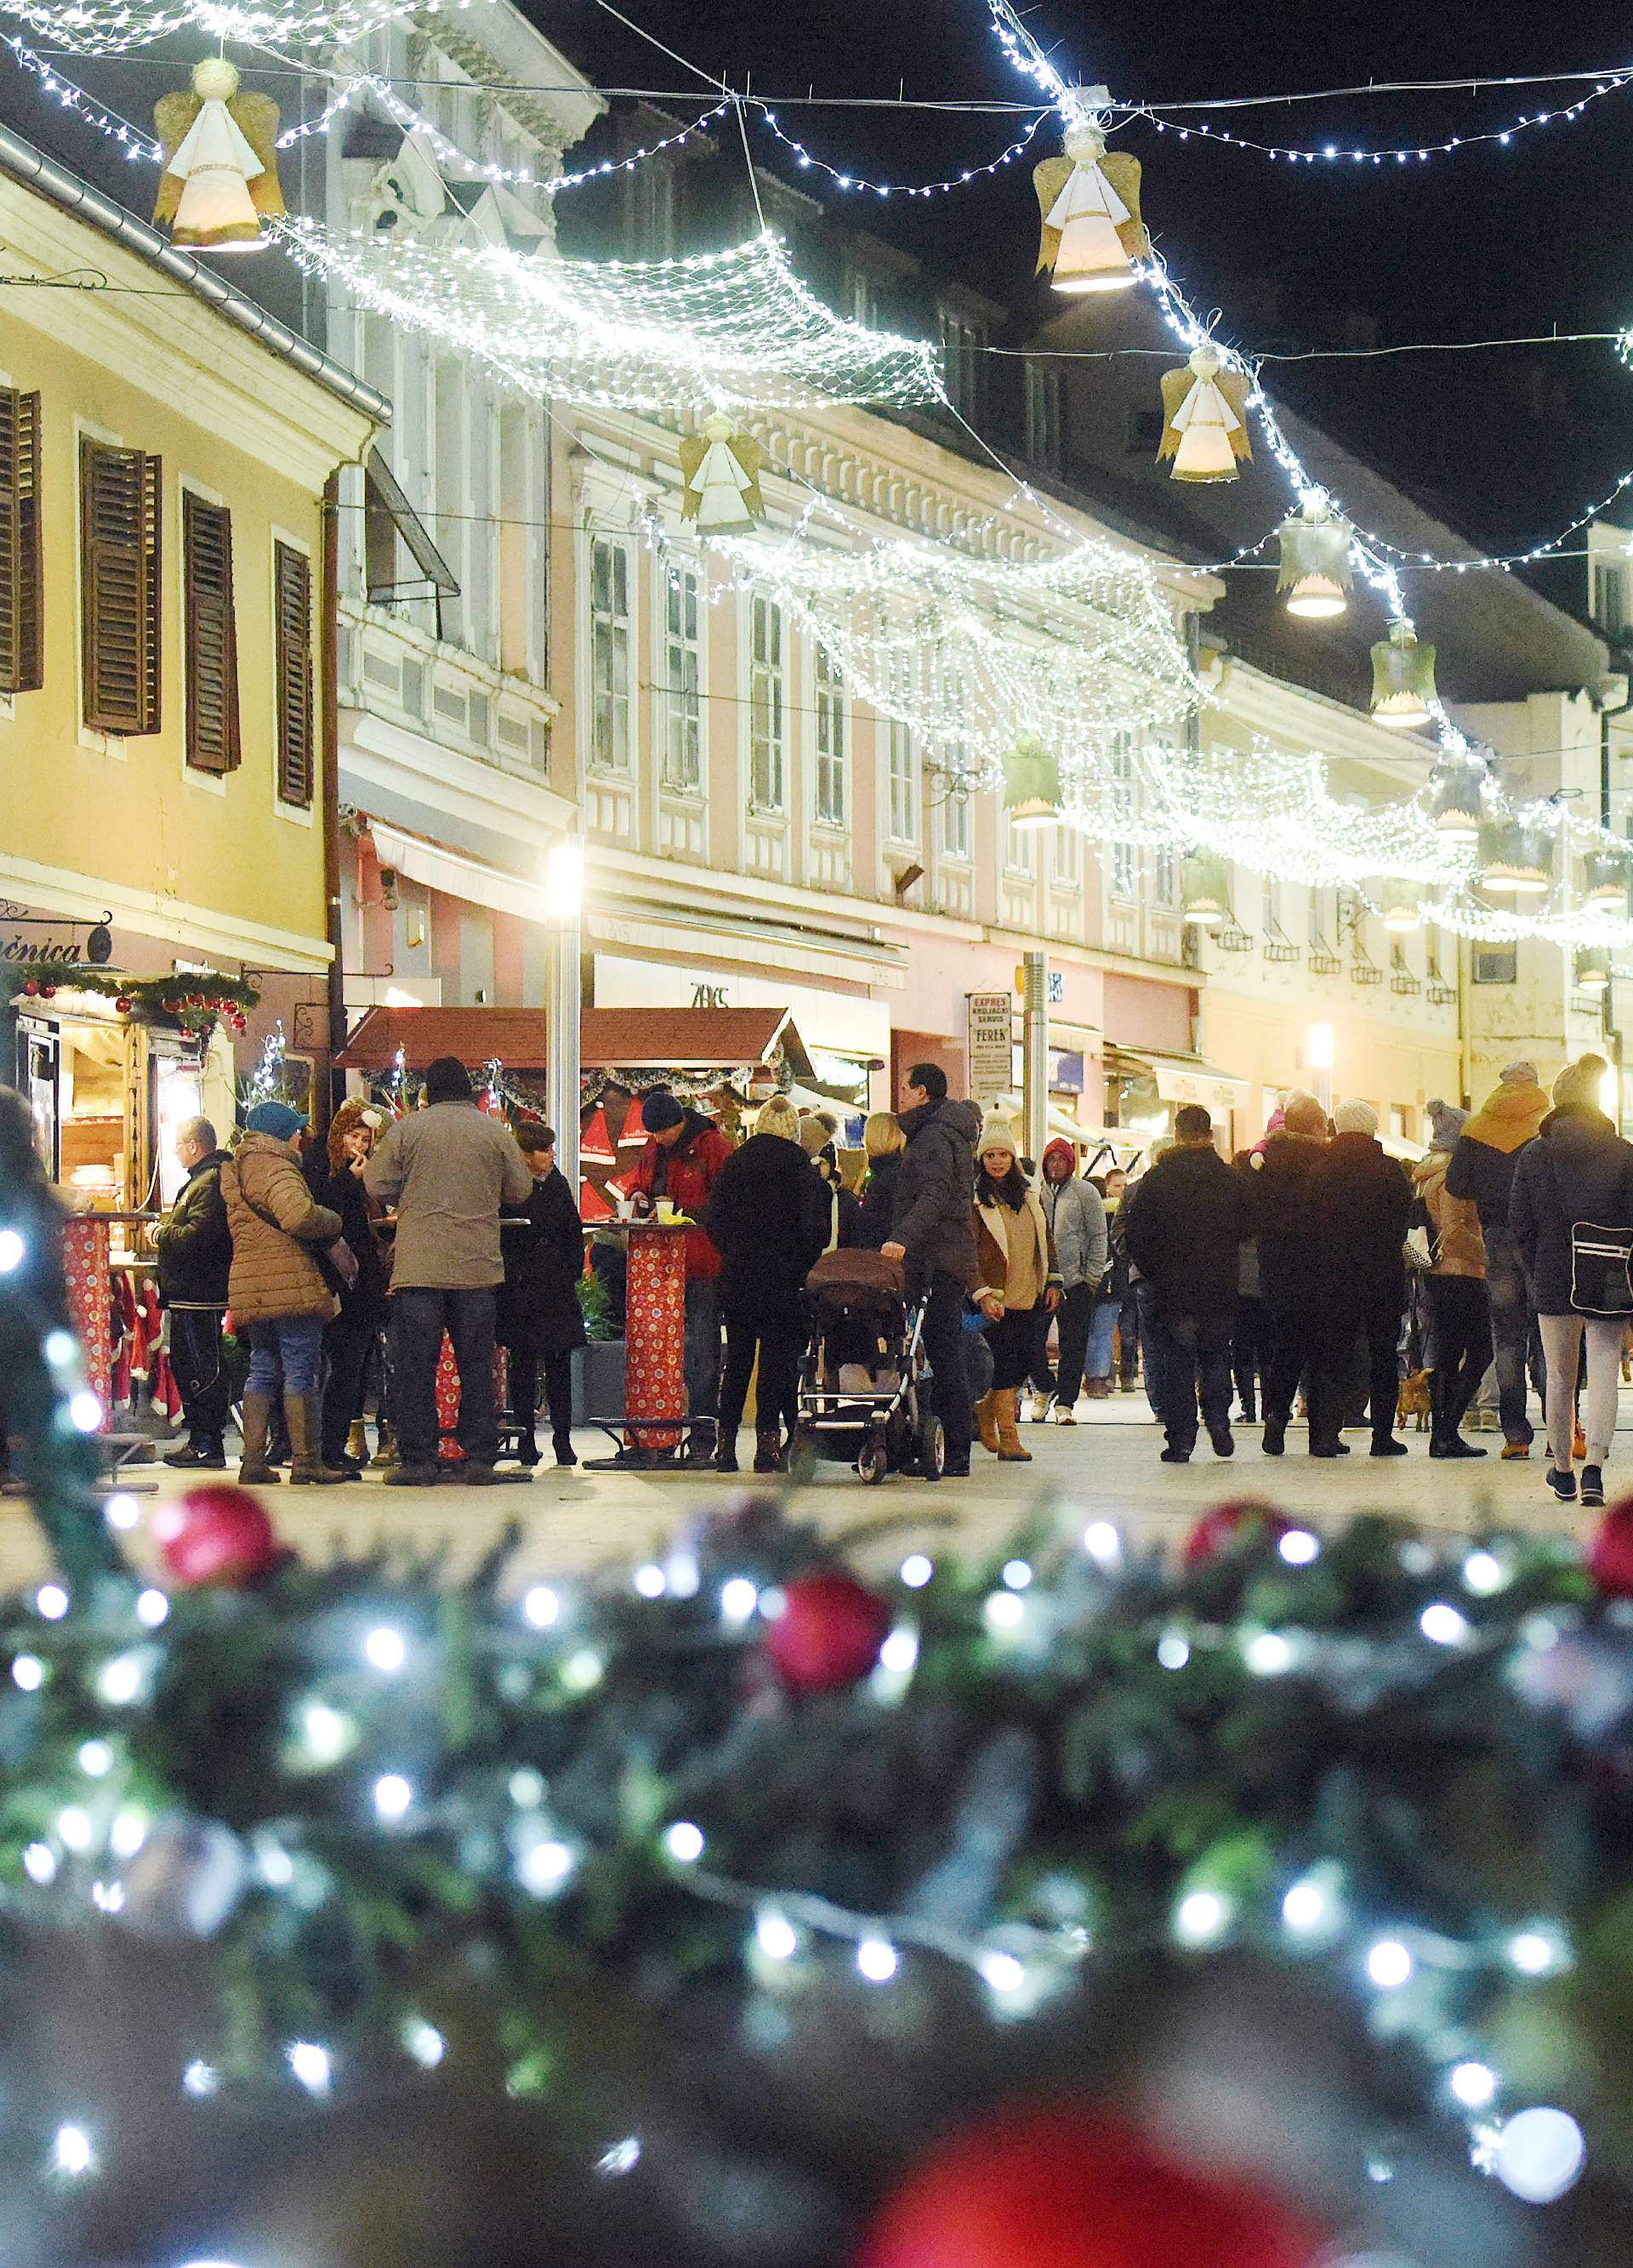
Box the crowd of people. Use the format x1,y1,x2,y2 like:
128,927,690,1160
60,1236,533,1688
144,1044,1633,1502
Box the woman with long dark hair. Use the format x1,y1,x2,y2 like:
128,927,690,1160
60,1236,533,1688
970,1115,1059,1463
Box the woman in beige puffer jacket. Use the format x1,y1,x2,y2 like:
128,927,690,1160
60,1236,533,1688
220,1104,342,1486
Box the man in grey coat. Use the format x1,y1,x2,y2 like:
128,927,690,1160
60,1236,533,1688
1036,1138,1109,1422
366,1057,533,1485
881,1062,982,1476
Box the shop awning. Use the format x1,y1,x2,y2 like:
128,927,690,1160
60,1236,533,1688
1109,1049,1248,1108
336,1003,813,1078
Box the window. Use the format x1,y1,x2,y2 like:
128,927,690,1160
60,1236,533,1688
1474,943,1518,984
1153,845,1176,905
850,270,885,328
748,592,784,810
1595,561,1626,635
629,159,675,259
887,718,917,842
1110,732,1135,898
939,309,986,422
813,643,845,825
1004,810,1036,875
1024,362,1062,473
273,541,314,807
0,388,43,692
942,783,970,860
81,437,161,733
181,494,240,776
1051,822,1080,886
1125,407,1164,457
1261,875,1279,935
662,563,702,791
589,535,631,772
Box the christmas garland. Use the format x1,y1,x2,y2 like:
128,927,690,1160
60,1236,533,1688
0,962,258,1034
0,1484,1630,2264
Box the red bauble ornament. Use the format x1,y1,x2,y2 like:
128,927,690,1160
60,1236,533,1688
1181,1499,1293,1569
187,992,203,1007
152,1485,283,1588
860,2106,1324,2268
20,978,38,997
765,1571,892,1693
40,983,55,999
1590,1500,1633,1599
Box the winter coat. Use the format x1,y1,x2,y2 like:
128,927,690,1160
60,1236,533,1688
1102,1200,1132,1302
1445,1080,1550,1232
1510,1105,1633,1316
304,1152,386,1320
1248,1131,1329,1311
1039,1156,1107,1291
810,1151,862,1252
220,1134,342,1326
154,1150,232,1308
1120,1143,1249,1318
891,1097,982,1288
856,1153,902,1251
365,1100,533,1291
703,1133,829,1325
498,1167,589,1358
1412,1152,1486,1279
972,1178,1058,1312
1307,1132,1413,1313
626,1110,734,1282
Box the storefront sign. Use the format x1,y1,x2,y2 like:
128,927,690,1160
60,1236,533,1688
593,955,890,1061
966,991,1013,1100
1,934,79,965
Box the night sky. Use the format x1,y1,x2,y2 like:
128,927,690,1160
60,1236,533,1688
545,0,1633,579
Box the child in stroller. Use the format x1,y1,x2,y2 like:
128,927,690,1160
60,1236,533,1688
790,1249,945,1484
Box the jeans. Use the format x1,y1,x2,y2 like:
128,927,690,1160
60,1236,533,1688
1117,1292,1141,1385
244,1314,325,1398
1539,1314,1623,1468
1264,1302,1323,1436
1317,1296,1402,1450
1425,1275,1493,1442
685,1279,722,1430
1146,1306,1233,1454
321,1309,379,1466
168,1306,229,1447
719,1308,804,1439
505,1345,573,1449
1232,1295,1266,1417
1135,1281,1163,1415
919,1268,973,1459
1484,1225,1539,1446
1050,1281,1095,1404
390,1286,498,1469
1085,1295,1119,1386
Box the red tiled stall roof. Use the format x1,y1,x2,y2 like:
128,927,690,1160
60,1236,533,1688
336,1005,810,1075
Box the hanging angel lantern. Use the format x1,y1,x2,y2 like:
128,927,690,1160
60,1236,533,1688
1032,117,1148,294
1001,732,1061,829
1369,619,1437,729
679,413,765,535
1158,346,1251,482
1180,852,1232,929
1276,498,1353,618
153,57,283,252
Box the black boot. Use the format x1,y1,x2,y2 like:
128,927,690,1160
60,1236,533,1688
514,1433,542,1469
552,1430,578,1468
753,1428,785,1475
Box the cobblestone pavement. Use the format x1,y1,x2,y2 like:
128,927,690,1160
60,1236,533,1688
4,1393,1609,1598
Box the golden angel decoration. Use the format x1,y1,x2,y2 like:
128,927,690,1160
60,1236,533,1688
1032,120,1148,294
1158,345,1252,483
679,413,765,534
153,58,284,254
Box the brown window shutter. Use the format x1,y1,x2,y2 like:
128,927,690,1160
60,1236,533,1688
80,439,161,733
182,493,240,775
0,390,43,693
274,539,314,807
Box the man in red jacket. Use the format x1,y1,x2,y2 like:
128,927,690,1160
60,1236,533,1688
627,1090,733,1461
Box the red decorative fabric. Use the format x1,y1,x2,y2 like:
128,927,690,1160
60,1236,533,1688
623,1222,687,1450
61,1217,113,1432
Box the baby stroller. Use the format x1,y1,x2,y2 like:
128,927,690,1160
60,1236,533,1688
789,1249,944,1484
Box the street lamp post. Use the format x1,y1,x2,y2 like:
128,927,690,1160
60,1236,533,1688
543,839,584,1194
1307,1021,1334,1117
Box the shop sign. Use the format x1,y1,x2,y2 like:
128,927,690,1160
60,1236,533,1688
967,991,1013,1099
1,934,80,966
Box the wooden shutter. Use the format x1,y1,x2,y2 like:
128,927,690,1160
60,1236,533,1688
0,390,43,693
80,439,161,733
274,539,314,807
182,493,240,775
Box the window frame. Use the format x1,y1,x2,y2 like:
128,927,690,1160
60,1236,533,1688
80,435,162,737
812,641,846,828
748,590,786,813
180,485,242,778
885,715,918,845
589,532,633,776
272,536,315,811
659,558,703,795
0,386,43,694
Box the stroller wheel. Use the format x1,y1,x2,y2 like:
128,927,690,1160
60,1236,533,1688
857,1434,889,1486
787,1427,818,1486
918,1413,946,1482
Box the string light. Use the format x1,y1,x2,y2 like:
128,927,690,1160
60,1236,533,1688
1140,74,1631,166
754,97,1051,197
274,219,945,413
0,0,481,54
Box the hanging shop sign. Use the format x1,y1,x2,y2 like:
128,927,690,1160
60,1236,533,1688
967,990,1014,1100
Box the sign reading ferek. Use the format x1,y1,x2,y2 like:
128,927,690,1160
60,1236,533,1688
966,991,1013,1101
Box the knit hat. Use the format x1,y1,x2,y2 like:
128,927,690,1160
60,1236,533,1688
976,1111,1019,1160
1425,1097,1467,1151
1553,1055,1608,1114
1500,1059,1539,1086
1333,1098,1380,1137
640,1090,686,1133
755,1096,800,1143
1281,1091,1328,1137
245,1100,306,1141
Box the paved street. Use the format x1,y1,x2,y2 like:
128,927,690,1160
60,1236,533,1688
14,1394,1614,1600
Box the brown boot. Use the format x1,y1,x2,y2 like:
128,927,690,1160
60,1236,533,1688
287,1393,350,1485
345,1418,370,1464
973,1391,1000,1455
371,1422,398,1468
237,1390,280,1485
995,1388,1033,1462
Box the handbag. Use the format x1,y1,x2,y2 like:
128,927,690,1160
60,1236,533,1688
1403,1224,1435,1273
1569,1224,1633,1318
240,1188,358,1296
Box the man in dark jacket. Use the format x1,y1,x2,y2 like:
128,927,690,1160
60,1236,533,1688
153,1115,233,1468
1446,1060,1549,1454
627,1089,733,1462
499,1123,588,1470
1308,1098,1413,1457
1248,1091,1329,1456
881,1062,982,1477
1120,1105,1248,1463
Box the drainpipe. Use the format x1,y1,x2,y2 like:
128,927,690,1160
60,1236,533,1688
1596,672,1633,1121
321,470,346,1139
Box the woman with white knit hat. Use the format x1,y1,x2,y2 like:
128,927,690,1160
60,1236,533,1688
970,1113,1060,1462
